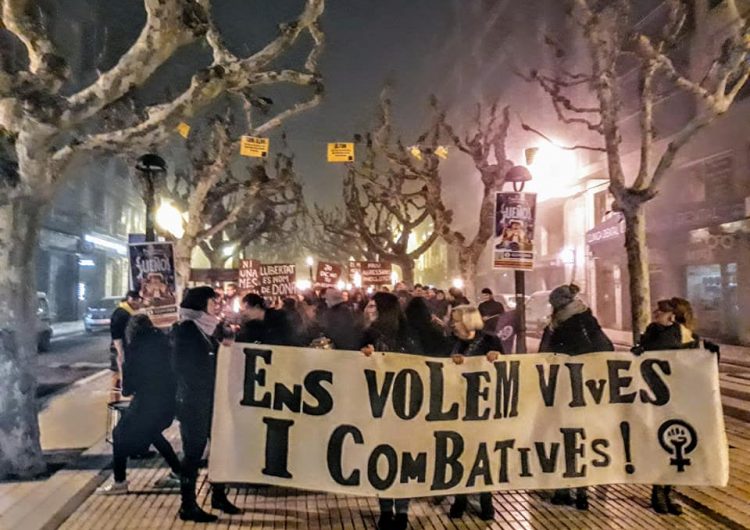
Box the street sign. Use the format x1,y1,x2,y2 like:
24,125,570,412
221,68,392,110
240,136,270,158
176,122,191,139
327,143,354,162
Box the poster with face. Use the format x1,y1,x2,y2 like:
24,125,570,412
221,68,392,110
494,192,537,271
129,242,178,326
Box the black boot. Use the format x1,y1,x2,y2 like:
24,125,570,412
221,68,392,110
480,493,494,520
377,511,394,530
651,485,669,514
575,487,589,510
179,476,218,523
211,484,241,514
551,489,573,505
448,495,467,518
393,513,408,530
665,486,683,515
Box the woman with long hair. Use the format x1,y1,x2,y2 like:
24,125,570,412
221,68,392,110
172,286,240,522
97,314,180,495
361,292,419,530
447,304,503,521
404,296,450,357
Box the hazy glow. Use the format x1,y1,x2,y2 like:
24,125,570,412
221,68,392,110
336,280,346,290
353,271,362,288
390,271,398,285
452,277,464,290
222,244,236,257
306,256,314,267
156,202,185,238
528,143,578,200
296,279,312,291
560,246,576,265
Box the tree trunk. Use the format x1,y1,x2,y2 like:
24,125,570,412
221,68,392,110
0,197,46,479
623,205,651,345
174,240,192,300
209,252,226,270
397,259,415,287
458,251,478,302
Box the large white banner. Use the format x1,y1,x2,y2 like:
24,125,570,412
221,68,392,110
209,345,728,498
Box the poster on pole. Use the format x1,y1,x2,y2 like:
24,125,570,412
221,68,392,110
259,263,296,305
240,136,269,158
350,261,392,286
209,346,728,498
128,242,178,327
493,192,537,271
238,259,261,295
316,262,342,288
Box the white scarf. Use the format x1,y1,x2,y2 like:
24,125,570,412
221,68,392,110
179,308,219,338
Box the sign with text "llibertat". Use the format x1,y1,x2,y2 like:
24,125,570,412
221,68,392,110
209,347,727,498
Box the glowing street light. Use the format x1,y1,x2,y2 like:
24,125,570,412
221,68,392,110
390,270,398,285
336,280,346,290
296,279,312,291
353,271,362,288
156,201,184,238
452,277,465,290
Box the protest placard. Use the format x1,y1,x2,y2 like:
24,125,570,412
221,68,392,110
259,263,296,305
349,261,392,286
494,192,537,271
316,262,342,288
128,242,178,327
238,259,260,294
209,347,728,498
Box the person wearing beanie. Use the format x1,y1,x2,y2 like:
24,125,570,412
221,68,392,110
171,286,240,522
539,284,613,511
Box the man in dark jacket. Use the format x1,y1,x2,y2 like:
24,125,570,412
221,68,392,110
236,293,293,345
319,288,363,350
109,290,142,396
478,288,505,333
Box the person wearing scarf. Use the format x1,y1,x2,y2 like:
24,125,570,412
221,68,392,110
539,284,613,511
171,286,240,522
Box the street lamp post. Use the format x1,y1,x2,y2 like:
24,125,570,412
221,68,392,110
306,256,314,283
135,154,167,242
504,164,533,354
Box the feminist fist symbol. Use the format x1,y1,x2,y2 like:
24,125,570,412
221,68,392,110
658,420,698,472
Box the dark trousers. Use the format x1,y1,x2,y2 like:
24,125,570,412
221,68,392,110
112,398,179,482
114,432,180,482
178,403,227,504
379,498,410,514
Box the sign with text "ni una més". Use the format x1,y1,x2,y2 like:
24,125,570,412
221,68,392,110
209,347,727,498
327,143,354,163
240,136,270,158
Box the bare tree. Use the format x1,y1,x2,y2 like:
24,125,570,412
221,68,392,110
0,0,324,478
524,0,749,341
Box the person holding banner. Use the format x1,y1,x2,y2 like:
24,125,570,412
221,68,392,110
361,292,422,530
634,298,701,515
539,284,614,510
447,305,503,521
172,287,240,522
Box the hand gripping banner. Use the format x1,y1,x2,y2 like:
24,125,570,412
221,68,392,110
209,346,728,498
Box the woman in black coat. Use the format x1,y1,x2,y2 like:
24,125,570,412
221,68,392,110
172,286,240,522
97,314,181,495
539,284,613,511
635,298,698,515
446,304,503,521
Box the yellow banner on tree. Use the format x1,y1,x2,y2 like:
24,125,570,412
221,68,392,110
327,143,354,163
240,136,270,158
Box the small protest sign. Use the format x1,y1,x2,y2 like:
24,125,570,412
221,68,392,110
327,143,354,163
238,259,260,294
128,242,178,327
259,263,296,305
316,262,342,288
350,261,392,286
494,192,537,271
210,347,728,497
240,136,269,158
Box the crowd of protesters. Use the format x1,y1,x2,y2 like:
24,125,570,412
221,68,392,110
97,279,718,527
